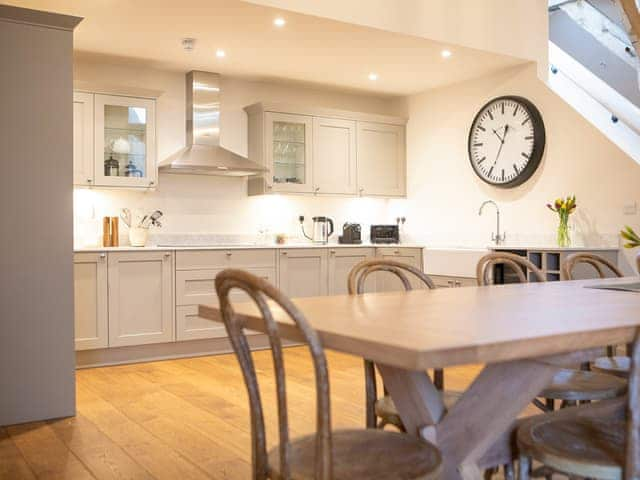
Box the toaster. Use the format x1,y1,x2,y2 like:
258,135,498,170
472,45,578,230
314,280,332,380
338,223,362,244
370,225,400,244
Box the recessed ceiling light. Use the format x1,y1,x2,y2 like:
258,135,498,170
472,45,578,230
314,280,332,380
274,17,286,27
216,49,226,58
368,72,378,81
441,49,452,58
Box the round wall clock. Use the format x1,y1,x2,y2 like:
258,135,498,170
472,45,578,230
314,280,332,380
468,96,546,188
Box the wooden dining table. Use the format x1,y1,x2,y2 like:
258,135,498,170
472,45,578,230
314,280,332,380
199,277,640,480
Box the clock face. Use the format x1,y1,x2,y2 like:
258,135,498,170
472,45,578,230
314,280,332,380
468,96,545,188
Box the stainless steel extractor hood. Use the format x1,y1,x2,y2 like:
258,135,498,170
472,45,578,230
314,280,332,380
159,71,265,176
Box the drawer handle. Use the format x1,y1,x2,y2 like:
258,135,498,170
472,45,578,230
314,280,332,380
226,252,232,257
330,250,336,254
394,250,400,254
281,251,288,255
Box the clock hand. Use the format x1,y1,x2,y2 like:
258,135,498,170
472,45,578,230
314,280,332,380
492,128,504,143
491,124,509,168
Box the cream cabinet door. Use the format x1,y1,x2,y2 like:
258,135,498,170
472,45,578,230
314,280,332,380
73,252,108,350
108,251,173,347
175,266,275,340
357,122,406,197
312,117,357,194
375,247,424,292
94,94,157,189
265,112,313,193
328,247,375,295
279,249,328,298
73,92,94,186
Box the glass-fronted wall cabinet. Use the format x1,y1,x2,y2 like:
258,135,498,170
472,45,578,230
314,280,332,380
73,91,157,188
265,112,313,193
94,94,156,188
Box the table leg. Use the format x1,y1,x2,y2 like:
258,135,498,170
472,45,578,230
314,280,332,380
380,359,560,480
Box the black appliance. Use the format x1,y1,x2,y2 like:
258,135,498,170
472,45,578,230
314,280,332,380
338,223,362,244
370,225,399,244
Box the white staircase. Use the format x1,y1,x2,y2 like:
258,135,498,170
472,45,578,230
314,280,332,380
548,0,640,162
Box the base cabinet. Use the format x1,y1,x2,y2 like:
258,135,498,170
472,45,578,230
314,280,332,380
175,249,277,340
73,253,108,350
375,247,424,291
279,248,328,298
328,247,375,295
108,251,174,347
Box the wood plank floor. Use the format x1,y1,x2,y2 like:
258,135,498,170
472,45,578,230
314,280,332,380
1,347,496,479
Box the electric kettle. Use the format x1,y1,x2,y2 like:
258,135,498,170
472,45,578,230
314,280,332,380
301,216,335,244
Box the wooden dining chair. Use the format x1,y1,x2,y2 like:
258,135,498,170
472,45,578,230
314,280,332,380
215,269,443,480
562,253,630,380
477,253,626,412
517,328,640,480
347,259,459,432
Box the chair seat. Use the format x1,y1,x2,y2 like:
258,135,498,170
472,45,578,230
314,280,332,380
539,367,626,401
375,391,461,430
592,356,630,378
267,429,442,480
518,414,625,479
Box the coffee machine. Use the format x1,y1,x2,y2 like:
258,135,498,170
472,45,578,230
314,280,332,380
338,223,362,244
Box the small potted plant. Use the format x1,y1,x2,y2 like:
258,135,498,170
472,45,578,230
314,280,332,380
547,195,576,247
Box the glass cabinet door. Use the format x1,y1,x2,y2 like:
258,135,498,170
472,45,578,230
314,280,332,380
266,112,313,192
94,94,156,188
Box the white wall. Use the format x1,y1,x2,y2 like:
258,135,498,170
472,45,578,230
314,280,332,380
73,58,403,245
246,0,549,79
399,63,640,273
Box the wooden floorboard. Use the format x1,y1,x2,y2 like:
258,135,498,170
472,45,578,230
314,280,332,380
1,347,516,479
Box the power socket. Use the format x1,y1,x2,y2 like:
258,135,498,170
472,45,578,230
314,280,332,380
623,202,638,215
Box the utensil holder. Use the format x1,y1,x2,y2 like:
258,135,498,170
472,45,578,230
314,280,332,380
129,227,149,247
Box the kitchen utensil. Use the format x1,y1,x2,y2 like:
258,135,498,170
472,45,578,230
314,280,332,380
102,217,112,247
110,217,119,247
370,225,399,244
104,155,119,176
339,223,362,244
120,208,132,228
301,216,334,244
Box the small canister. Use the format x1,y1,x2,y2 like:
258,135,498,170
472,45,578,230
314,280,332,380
104,155,119,176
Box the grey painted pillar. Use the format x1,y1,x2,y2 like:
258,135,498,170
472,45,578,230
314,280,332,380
0,5,82,425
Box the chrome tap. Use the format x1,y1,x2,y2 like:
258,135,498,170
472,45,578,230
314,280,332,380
479,200,506,245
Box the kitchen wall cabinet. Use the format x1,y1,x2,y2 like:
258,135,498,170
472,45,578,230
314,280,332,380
279,248,328,298
108,251,173,347
375,247,424,291
175,249,276,340
246,103,406,198
357,122,406,197
73,253,108,350
73,92,95,187
312,117,357,195
328,247,375,295
73,91,157,188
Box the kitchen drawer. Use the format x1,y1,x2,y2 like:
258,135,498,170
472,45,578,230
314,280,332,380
375,247,423,258
176,267,277,306
176,305,228,341
429,275,476,288
176,249,276,270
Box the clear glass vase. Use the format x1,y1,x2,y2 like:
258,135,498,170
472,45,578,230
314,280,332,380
557,217,571,247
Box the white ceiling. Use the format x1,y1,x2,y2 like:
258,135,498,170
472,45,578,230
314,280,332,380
8,0,527,96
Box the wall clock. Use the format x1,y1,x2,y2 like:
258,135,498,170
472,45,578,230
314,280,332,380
468,96,546,188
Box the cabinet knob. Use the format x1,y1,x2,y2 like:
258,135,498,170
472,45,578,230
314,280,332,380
99,253,106,259
226,252,232,257
330,250,336,254
281,251,288,255
87,178,92,183
314,187,320,194
149,181,155,186
163,252,171,258
394,250,400,254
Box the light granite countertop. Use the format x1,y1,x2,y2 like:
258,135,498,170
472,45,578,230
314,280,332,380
74,242,426,253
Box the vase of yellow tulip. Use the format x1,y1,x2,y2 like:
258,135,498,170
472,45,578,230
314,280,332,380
547,195,576,247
